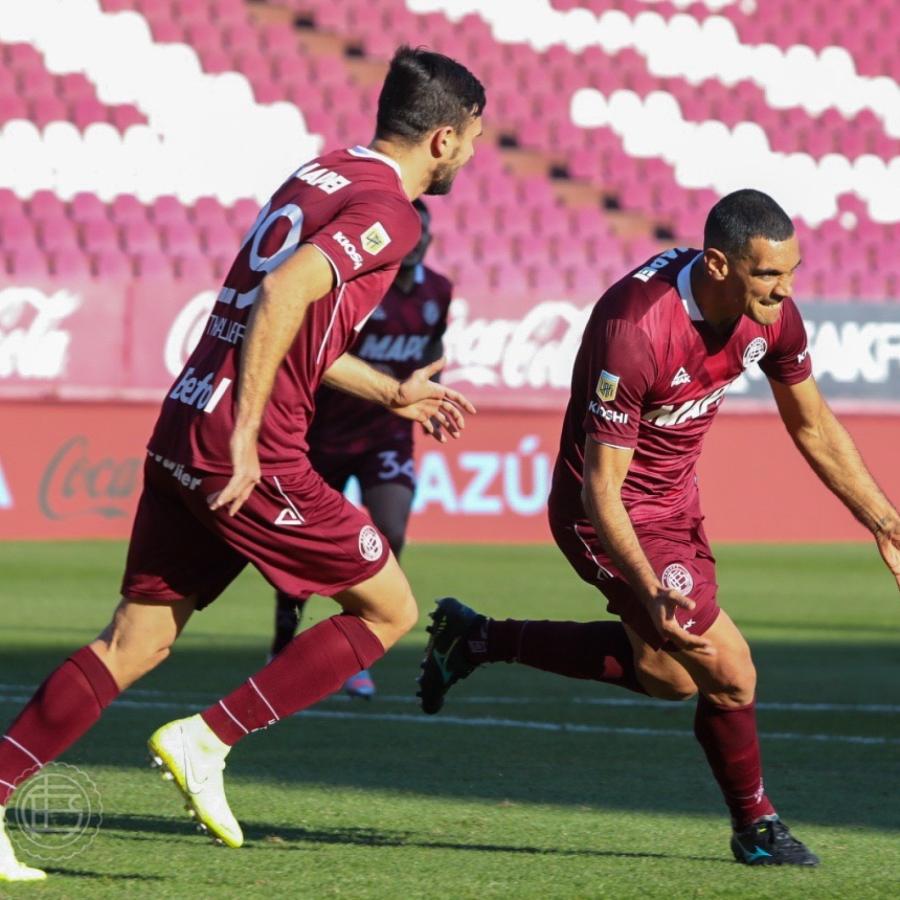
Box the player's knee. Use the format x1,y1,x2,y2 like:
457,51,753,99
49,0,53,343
394,590,419,635
653,681,698,702
705,662,757,707
635,660,697,702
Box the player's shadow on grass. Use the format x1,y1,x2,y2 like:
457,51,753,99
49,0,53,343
3,639,898,835
91,813,729,864
40,867,165,882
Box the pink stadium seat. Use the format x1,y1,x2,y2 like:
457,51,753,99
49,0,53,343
1,220,39,252
7,246,48,278
29,96,67,126
151,196,192,226
111,195,149,225
92,249,132,280
37,220,79,252
175,254,215,281
50,247,92,279
109,105,146,130
121,221,160,254
133,251,173,278
28,189,67,221
199,222,237,255
192,197,229,228
227,198,260,232
71,98,108,129
57,73,95,103
70,193,109,224
160,221,201,254
0,94,28,121
82,219,121,252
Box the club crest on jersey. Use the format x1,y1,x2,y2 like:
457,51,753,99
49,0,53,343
361,222,391,256
596,370,620,402
742,337,768,368
359,525,383,561
661,563,694,595
423,299,441,326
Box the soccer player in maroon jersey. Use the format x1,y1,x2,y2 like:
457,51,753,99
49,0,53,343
0,47,485,879
419,189,900,867
269,198,452,699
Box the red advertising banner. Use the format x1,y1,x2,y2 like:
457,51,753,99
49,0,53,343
4,276,900,411
1,402,898,544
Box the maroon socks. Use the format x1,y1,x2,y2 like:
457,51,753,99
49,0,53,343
0,646,119,805
468,618,647,695
693,693,775,828
203,614,384,745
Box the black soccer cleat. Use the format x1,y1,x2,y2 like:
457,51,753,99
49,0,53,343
417,597,485,715
731,816,820,867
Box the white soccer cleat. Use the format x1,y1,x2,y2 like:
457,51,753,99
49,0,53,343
147,714,243,849
0,806,47,882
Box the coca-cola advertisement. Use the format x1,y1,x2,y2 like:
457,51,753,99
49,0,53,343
0,401,896,542
3,276,900,409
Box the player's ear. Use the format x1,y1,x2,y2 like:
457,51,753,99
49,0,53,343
429,125,455,160
703,247,728,282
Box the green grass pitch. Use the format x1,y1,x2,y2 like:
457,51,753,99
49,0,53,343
0,541,898,898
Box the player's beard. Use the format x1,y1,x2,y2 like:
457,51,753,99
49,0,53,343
424,159,460,196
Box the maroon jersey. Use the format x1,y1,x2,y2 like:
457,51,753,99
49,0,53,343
309,264,452,452
148,146,421,475
550,248,812,525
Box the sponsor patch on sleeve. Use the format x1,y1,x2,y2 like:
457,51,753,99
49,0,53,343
596,369,620,402
361,221,391,256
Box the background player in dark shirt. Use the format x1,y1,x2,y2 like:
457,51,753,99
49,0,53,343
269,199,452,698
418,190,900,867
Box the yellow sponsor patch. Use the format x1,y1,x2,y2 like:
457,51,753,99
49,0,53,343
596,370,620,402
361,221,392,256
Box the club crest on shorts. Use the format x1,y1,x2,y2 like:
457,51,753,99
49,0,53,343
361,221,391,256
596,370,620,402
661,563,694,595
742,337,768,368
358,525,383,562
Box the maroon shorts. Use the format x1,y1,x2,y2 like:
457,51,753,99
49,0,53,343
309,433,416,494
549,512,720,651
120,453,390,609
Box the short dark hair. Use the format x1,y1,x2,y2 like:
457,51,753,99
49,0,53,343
376,46,486,143
704,189,794,258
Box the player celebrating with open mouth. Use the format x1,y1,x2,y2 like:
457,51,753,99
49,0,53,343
0,46,484,881
419,189,900,867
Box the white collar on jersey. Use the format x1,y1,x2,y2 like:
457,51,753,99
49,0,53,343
348,145,402,180
677,252,705,322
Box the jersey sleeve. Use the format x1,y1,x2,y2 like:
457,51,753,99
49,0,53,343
583,317,657,449
759,297,812,384
307,192,420,287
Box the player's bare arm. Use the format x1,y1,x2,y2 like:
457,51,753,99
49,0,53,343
771,375,900,589
211,244,336,516
323,354,475,442
582,439,713,653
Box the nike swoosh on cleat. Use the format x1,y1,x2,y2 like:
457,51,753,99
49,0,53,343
746,846,773,860
180,727,209,794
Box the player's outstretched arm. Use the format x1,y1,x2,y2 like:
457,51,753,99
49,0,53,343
211,245,335,516
582,439,714,653
323,355,475,442
770,376,900,590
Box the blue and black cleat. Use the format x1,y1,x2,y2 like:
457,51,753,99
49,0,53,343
417,597,485,715
731,816,819,866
